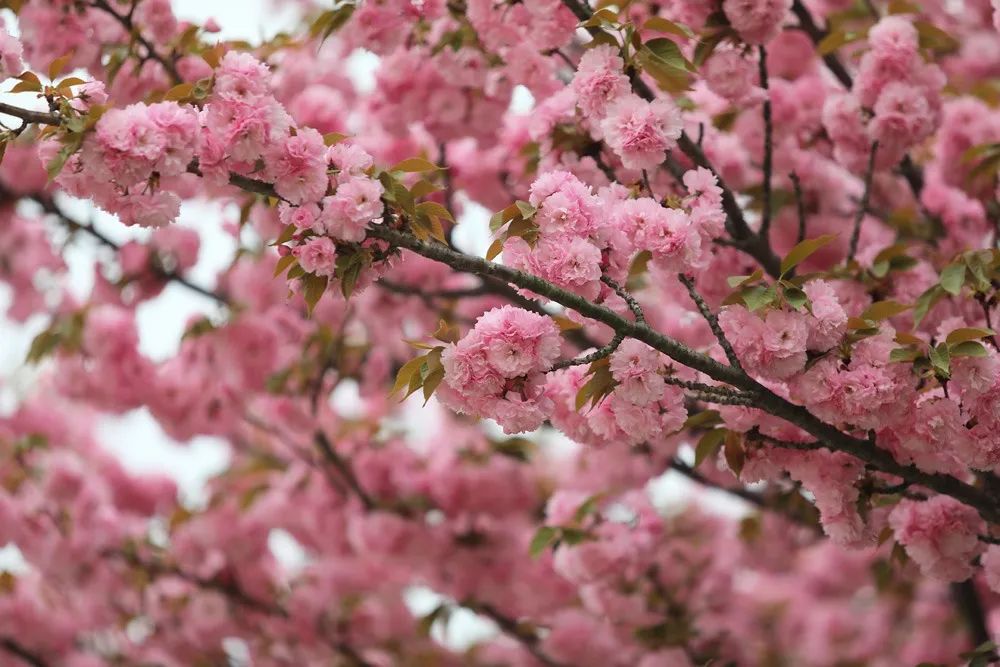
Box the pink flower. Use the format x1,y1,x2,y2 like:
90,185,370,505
439,306,561,433
293,236,337,276
983,545,1000,593
703,47,762,104
93,104,167,184
114,190,181,228
572,44,630,123
135,0,178,43
760,309,808,377
279,202,322,233
0,23,24,80
146,101,199,176
888,496,984,581
320,176,385,242
268,127,328,205
723,0,792,45
609,339,666,405
802,280,847,351
328,142,374,177
600,95,683,171
214,51,272,100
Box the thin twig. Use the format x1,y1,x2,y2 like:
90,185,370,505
314,431,376,511
789,171,807,244
758,46,774,240
601,275,645,323
846,141,879,264
678,273,742,370
9,188,230,306
464,601,568,667
90,0,183,84
550,332,624,371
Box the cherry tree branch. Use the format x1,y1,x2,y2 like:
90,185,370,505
951,580,992,650
790,0,853,89
0,101,997,523
1,187,230,306
847,141,879,264
678,273,742,370
89,0,183,84
758,46,774,240
789,170,807,244
314,431,376,512
365,224,1000,525
790,0,927,200
0,639,47,667
559,0,783,277
463,600,568,667
550,332,624,370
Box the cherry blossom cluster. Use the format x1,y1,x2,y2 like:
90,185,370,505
3,0,1000,664
823,16,945,172
438,305,562,433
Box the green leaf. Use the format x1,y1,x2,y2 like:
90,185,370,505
390,157,443,173
417,603,450,637
323,132,349,146
422,366,445,404
273,254,296,278
860,300,910,321
817,28,868,55
727,269,763,289
575,362,617,410
628,250,652,280
950,340,989,358
26,329,61,363
273,223,296,246
723,431,744,477
946,327,995,345
11,71,41,93
642,17,695,40
741,284,776,312
914,20,958,53
485,238,504,261
693,28,728,67
939,262,966,296
163,82,195,101
529,526,559,557
783,286,808,310
889,347,922,363
572,494,603,523
888,0,921,13
392,355,427,397
780,234,837,276
415,201,455,222
913,285,944,326
683,409,721,430
929,343,950,376
694,429,725,468
302,273,328,315
45,143,75,181
638,38,694,93
47,52,74,80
